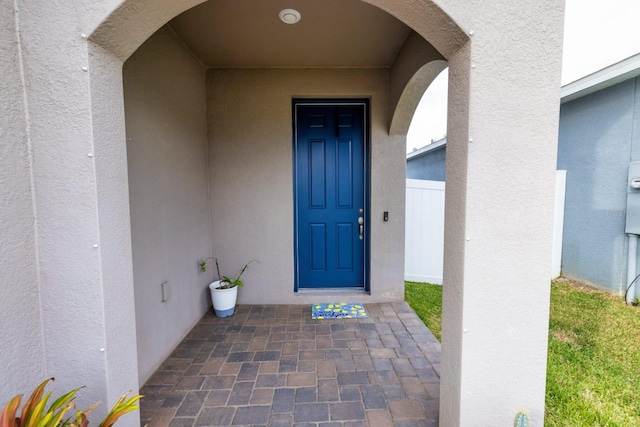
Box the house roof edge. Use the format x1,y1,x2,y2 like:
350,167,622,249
407,137,447,160
561,52,640,104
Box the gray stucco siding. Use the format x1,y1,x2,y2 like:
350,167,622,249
557,77,639,293
407,145,447,181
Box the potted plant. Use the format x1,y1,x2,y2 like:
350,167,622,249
200,257,258,317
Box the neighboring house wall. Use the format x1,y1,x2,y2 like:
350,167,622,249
0,0,46,404
123,26,211,384
407,145,447,181
206,68,405,304
408,77,640,295
557,77,640,294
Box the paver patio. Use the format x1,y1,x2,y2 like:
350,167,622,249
140,302,441,426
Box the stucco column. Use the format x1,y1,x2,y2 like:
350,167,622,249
439,1,565,425
89,43,140,410
11,0,140,421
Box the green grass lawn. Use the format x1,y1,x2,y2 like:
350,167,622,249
404,281,442,341
404,278,640,426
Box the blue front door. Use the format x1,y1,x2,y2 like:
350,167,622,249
294,100,368,289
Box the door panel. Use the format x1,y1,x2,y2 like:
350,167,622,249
336,140,353,207
310,224,326,271
309,140,326,208
294,101,368,289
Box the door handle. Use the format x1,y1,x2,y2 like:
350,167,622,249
358,216,364,240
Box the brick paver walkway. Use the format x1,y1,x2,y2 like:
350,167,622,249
140,302,441,426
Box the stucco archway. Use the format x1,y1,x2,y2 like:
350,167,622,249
86,2,470,424
87,0,471,423
83,0,564,425
390,59,448,136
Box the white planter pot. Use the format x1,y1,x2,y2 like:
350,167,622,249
209,280,238,317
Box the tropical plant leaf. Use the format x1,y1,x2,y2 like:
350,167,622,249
41,400,75,427
42,388,84,427
0,395,21,427
1,379,140,427
98,392,141,427
20,377,54,425
221,276,236,288
47,387,80,414
69,410,89,427
70,401,98,427
22,391,52,427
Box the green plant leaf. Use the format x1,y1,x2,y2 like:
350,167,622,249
1,379,141,427
47,388,80,414
41,388,81,427
70,401,98,427
41,400,75,427
20,377,54,425
220,276,237,288
98,392,141,427
22,391,51,427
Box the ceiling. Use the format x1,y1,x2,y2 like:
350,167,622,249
168,0,413,68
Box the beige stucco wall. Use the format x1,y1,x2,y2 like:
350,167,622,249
3,0,127,416
123,26,210,384
206,68,406,304
0,0,46,404
1,0,564,425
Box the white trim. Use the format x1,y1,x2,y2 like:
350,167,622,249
561,53,640,103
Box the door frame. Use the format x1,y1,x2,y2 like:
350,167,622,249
292,98,371,292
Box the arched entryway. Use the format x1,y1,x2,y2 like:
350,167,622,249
88,2,468,424
114,0,460,388
81,0,562,424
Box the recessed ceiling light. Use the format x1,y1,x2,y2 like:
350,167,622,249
279,8,301,24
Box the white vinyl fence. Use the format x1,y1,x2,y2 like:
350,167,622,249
405,171,566,284
405,179,446,284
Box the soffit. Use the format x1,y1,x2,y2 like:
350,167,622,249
169,0,412,68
